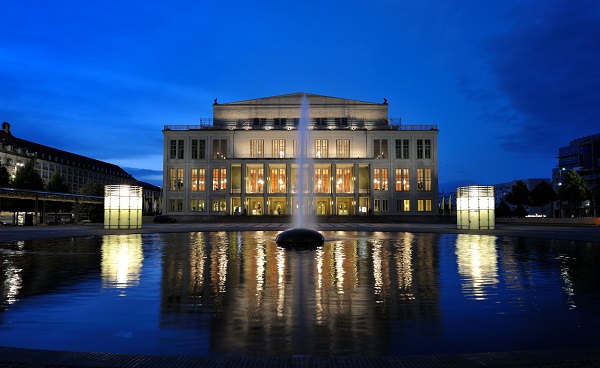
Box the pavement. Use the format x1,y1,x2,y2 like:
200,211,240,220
0,221,599,367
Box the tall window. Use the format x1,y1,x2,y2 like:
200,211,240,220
335,167,352,193
191,139,206,160
250,139,264,158
213,139,227,159
293,139,307,158
190,199,205,212
191,140,198,160
417,199,432,212
248,168,264,193
373,168,388,191
170,140,176,159
397,199,410,212
374,139,388,159
395,168,410,191
395,139,410,159
374,199,388,212
272,139,286,158
269,167,286,193
169,168,184,191
417,139,431,159
212,199,227,212
168,199,183,212
191,168,205,191
336,139,350,158
417,168,431,191
314,139,329,158
314,167,330,193
212,168,227,191
170,140,185,160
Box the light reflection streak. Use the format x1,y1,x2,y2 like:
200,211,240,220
276,247,286,317
396,233,414,299
557,254,576,309
188,233,205,301
101,234,143,290
211,233,228,294
314,247,324,324
3,260,22,305
372,242,383,299
255,243,265,301
334,242,345,294
455,234,498,300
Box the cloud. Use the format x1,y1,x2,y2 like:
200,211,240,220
483,1,600,154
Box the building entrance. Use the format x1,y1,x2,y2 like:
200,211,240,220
247,198,264,215
315,198,331,215
231,197,242,215
268,197,286,215
336,197,353,215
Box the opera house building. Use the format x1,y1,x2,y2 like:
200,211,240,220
162,93,438,219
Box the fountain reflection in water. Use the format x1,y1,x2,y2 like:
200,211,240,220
276,95,324,247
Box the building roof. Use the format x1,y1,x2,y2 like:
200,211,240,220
215,92,387,107
1,122,132,178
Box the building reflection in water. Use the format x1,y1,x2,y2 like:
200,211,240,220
160,231,441,355
455,234,499,300
101,234,143,291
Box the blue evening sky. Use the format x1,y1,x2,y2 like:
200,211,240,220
1,0,599,191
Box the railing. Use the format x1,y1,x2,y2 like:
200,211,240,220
165,118,437,131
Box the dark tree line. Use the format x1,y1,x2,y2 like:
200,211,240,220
498,170,594,218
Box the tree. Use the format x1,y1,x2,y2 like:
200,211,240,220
495,199,513,217
0,165,11,214
558,170,593,217
0,165,9,187
11,161,44,190
505,180,530,218
10,161,45,214
530,181,556,217
46,172,72,224
80,182,104,223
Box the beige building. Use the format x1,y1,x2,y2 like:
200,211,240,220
162,93,439,218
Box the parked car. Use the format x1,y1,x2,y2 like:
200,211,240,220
153,215,176,223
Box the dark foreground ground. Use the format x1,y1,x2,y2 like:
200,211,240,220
0,221,599,367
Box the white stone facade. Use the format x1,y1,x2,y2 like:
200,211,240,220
162,93,439,218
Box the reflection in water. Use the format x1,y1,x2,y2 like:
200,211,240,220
1,232,599,356
101,234,143,290
160,231,440,355
557,254,576,309
455,234,498,300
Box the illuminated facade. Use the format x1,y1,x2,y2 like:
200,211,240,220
162,93,439,218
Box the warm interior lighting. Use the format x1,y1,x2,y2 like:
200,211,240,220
104,185,143,229
456,186,495,230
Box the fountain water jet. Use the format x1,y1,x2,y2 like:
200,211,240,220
276,95,324,247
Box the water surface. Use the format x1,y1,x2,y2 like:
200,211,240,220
0,231,598,356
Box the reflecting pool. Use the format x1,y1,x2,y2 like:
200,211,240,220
0,231,599,356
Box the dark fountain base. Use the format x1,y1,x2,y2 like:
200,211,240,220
276,228,324,248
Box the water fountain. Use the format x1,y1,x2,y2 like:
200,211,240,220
276,95,324,247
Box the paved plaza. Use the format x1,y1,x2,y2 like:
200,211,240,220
0,221,599,367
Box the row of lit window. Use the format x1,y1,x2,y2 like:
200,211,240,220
169,168,432,193
169,138,432,160
167,198,433,213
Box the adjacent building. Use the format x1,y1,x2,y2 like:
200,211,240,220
1,122,161,215
162,93,439,219
552,133,600,217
